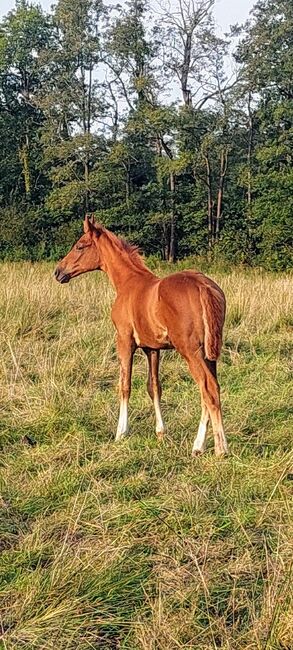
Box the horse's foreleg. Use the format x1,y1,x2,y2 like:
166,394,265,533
144,348,165,440
115,336,135,441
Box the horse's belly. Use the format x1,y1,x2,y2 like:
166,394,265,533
133,322,172,349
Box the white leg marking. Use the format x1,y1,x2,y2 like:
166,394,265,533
154,396,165,439
192,404,210,455
192,419,208,455
115,398,128,441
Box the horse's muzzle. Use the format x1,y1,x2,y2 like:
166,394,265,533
54,267,71,284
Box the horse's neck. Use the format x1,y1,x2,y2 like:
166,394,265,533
99,235,148,292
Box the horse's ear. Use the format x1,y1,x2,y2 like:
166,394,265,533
84,214,94,233
84,214,103,237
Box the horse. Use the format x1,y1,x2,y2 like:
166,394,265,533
55,215,228,456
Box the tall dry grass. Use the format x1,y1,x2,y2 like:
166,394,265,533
0,262,292,649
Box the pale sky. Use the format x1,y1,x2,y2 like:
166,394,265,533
0,0,255,32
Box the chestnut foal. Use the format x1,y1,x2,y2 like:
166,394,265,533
55,216,228,456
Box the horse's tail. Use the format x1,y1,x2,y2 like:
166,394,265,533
199,282,226,360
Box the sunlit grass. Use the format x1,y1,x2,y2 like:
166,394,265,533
0,262,292,649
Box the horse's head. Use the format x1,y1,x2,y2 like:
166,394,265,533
55,215,102,284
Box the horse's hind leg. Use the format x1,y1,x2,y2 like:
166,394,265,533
186,353,228,456
144,348,165,440
192,400,210,455
192,362,218,454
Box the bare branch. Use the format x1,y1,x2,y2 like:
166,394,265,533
194,79,238,110
102,59,134,111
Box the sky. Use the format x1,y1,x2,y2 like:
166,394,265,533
0,0,255,32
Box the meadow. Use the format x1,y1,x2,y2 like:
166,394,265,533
0,262,292,650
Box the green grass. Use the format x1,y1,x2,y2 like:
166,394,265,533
0,262,292,649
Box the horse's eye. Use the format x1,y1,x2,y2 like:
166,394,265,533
76,244,84,251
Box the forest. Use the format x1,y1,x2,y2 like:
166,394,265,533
0,0,292,269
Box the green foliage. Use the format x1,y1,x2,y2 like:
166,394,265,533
0,0,292,269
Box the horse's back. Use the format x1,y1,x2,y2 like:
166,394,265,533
159,270,224,298
158,270,225,316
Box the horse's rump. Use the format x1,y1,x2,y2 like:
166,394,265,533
185,271,225,360
158,271,225,361
198,283,225,360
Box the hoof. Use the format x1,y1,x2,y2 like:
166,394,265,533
115,431,128,442
192,449,205,457
156,431,164,441
215,447,229,457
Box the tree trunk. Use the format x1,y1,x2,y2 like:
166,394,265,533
126,167,131,209
215,148,228,242
87,58,92,135
205,155,213,251
19,134,31,201
122,162,131,209
181,33,192,107
168,170,176,262
81,57,89,212
162,220,168,260
108,81,119,142
247,92,253,224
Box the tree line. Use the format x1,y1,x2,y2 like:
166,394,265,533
0,0,292,269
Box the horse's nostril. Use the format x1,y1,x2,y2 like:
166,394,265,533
54,267,70,284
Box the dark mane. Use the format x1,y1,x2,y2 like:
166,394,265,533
96,224,149,272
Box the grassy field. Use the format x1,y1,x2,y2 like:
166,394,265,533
0,262,292,650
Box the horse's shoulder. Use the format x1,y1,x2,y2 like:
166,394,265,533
111,296,125,324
